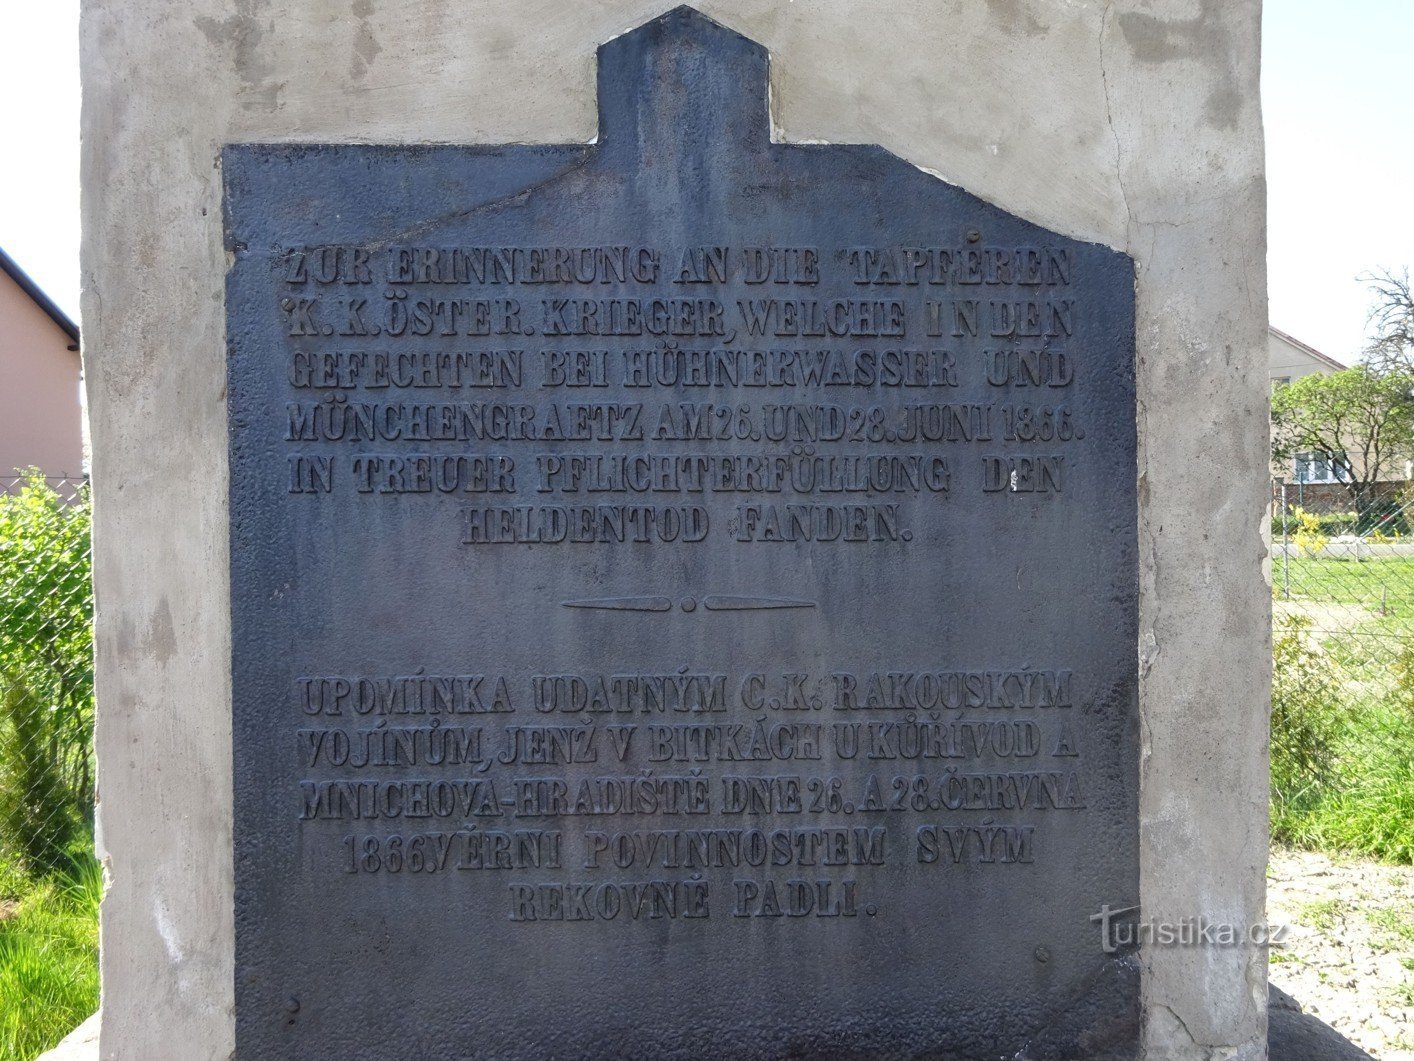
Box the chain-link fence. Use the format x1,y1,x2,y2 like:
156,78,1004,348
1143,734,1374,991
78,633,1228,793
1272,478,1414,700
0,473,94,881
6,469,1407,871
1270,477,1414,860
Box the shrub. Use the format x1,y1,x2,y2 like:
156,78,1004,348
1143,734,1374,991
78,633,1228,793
1270,616,1348,835
1269,510,1368,540
1289,507,1329,558
0,474,93,876
1360,498,1411,537
1272,618,1414,863
1317,511,1360,536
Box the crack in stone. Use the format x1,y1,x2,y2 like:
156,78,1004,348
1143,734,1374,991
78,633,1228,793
1156,1001,1211,1055
1097,2,1131,233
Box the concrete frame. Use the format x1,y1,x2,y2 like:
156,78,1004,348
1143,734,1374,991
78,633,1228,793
81,2,1268,1057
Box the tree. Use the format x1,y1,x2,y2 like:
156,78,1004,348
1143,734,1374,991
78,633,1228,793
1271,366,1414,528
1359,267,1414,373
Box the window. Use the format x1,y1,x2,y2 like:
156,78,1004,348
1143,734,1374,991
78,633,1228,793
1271,375,1291,391
1293,452,1348,484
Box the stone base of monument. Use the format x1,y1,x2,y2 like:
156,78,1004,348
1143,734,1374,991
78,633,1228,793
37,991,1377,1061
35,1013,97,1061
1267,988,1375,1061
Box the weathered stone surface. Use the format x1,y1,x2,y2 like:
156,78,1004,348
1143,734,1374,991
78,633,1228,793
226,10,1137,1058
82,1,1268,1058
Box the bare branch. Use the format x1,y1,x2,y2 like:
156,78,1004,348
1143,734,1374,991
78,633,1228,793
1360,267,1414,372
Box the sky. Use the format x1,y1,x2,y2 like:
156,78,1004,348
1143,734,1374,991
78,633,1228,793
1263,1,1414,364
1,2,1410,367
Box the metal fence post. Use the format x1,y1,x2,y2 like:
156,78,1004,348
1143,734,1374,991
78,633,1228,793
1280,480,1290,600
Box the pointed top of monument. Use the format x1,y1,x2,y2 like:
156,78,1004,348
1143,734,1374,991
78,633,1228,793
622,6,759,42
595,6,770,156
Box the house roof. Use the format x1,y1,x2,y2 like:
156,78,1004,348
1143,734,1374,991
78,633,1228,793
0,245,78,349
1270,325,1344,371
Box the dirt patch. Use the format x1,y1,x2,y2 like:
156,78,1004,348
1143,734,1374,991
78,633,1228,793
1274,599,1379,638
1268,848,1414,1058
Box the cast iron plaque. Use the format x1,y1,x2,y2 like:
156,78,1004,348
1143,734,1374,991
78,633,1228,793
226,8,1138,1058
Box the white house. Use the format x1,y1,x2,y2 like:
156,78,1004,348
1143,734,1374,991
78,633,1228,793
1267,327,1353,487
1268,325,1344,389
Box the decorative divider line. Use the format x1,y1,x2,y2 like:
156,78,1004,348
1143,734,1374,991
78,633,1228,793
562,595,816,614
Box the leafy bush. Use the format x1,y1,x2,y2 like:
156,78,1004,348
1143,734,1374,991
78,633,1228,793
1362,499,1411,537
1316,511,1359,537
1270,616,1348,832
1289,507,1330,558
1273,617,1414,863
0,474,93,875
1269,510,1381,540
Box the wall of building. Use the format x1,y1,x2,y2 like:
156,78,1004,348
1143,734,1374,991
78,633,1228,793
0,270,83,478
1268,330,1341,385
81,2,1269,1057
1277,480,1404,512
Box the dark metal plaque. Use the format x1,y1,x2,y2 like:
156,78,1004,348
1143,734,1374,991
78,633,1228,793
226,8,1138,1058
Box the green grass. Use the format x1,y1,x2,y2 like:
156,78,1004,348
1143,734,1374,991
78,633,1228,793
1366,905,1414,945
0,862,28,907
1275,554,1414,695
1271,600,1414,864
1274,699,1414,863
1295,898,1347,931
1276,554,1414,612
0,858,100,1060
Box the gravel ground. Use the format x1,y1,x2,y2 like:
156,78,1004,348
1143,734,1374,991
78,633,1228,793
1268,848,1414,1058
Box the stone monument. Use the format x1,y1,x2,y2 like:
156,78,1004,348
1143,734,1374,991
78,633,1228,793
83,2,1269,1058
